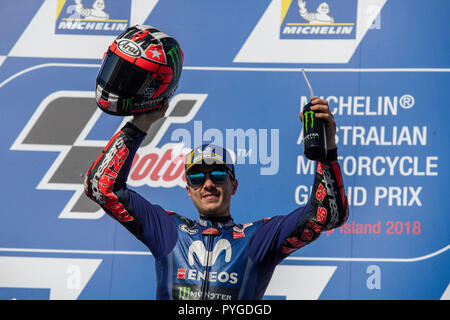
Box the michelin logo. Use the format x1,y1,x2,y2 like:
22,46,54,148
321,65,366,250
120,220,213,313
9,0,158,59
280,0,357,39
234,0,387,64
55,0,130,35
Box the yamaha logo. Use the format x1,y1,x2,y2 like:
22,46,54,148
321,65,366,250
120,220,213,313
117,39,142,57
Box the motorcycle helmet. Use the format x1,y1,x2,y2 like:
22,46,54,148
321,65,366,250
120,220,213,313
95,25,184,115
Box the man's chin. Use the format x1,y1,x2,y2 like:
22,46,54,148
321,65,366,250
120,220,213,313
199,204,225,216
201,207,220,215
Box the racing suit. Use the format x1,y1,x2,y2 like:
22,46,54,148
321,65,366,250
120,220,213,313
84,122,349,300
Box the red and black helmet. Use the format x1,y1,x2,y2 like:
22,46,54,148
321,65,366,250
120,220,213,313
95,25,184,116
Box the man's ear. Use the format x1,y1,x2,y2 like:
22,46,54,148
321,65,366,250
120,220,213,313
186,185,192,199
231,179,238,195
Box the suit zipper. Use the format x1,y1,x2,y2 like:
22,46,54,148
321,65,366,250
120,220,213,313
201,234,213,300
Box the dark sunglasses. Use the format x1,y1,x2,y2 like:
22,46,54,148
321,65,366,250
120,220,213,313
187,170,229,187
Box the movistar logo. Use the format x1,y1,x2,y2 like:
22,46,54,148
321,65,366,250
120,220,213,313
304,110,315,133
188,239,232,267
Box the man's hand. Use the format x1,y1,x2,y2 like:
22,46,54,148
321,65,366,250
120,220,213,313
299,97,337,149
131,98,169,133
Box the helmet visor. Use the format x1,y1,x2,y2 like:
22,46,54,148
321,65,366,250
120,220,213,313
97,50,160,98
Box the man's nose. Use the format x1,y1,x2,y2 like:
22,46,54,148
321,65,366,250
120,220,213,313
203,175,216,189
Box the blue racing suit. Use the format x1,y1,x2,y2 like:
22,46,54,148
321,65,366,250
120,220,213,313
84,122,349,300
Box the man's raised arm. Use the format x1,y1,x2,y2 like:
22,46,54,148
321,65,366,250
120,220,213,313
247,97,349,264
84,100,178,258
279,97,348,254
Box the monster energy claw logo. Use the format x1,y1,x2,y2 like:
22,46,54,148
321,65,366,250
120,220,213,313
303,110,315,133
179,286,191,300
122,98,133,112
167,45,182,80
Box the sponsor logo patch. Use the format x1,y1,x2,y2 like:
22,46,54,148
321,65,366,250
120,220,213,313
55,0,131,36
179,224,199,235
234,0,386,63
280,0,357,39
233,232,245,239
177,268,187,279
116,39,142,57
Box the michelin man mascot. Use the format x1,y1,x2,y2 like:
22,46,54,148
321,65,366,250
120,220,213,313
298,0,334,24
74,0,109,20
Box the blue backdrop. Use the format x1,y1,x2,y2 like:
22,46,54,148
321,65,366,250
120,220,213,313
0,0,448,300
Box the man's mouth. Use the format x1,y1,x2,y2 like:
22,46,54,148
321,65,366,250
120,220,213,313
202,193,219,200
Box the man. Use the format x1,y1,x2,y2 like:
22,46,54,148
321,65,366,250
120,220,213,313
85,95,349,300
85,25,348,300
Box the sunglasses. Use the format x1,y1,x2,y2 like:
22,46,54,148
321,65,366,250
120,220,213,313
187,170,229,187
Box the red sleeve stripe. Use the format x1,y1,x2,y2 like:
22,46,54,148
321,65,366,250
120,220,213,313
331,160,348,214
85,130,123,195
330,160,343,188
